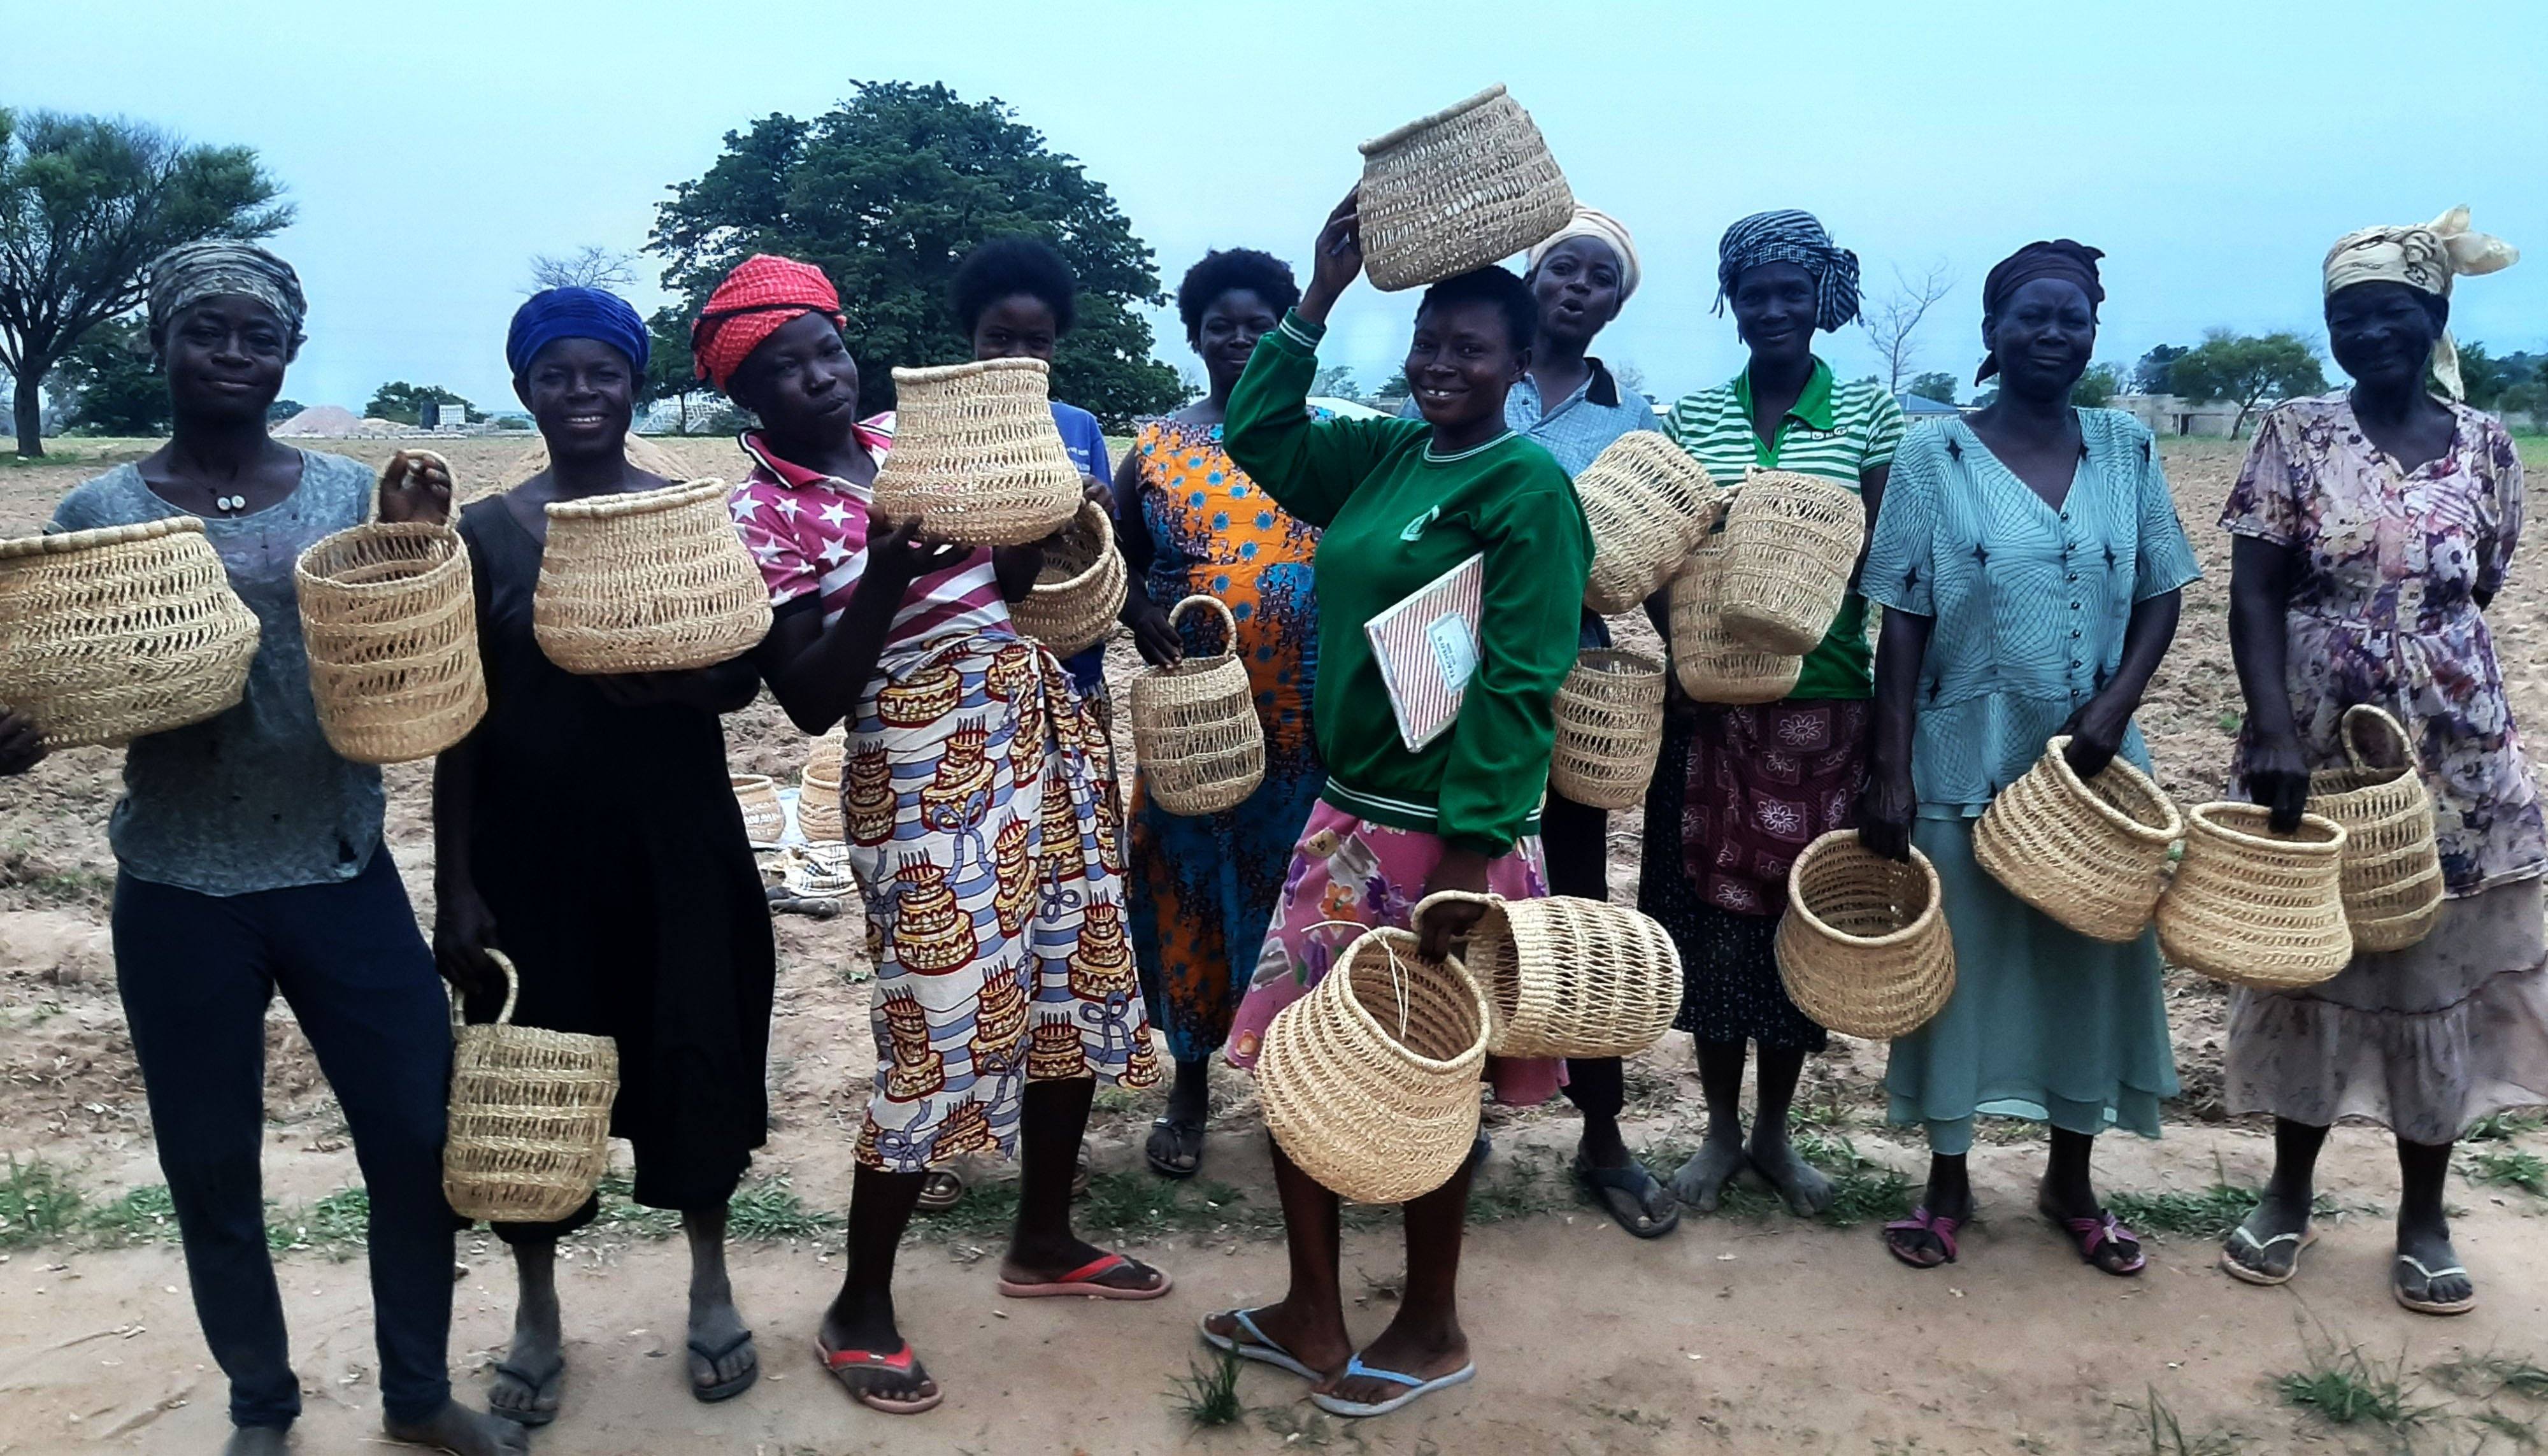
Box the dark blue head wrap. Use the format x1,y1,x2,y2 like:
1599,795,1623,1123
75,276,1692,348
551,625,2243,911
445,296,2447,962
506,287,650,377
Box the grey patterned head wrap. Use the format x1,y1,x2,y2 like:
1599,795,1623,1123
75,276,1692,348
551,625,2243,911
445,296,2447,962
1714,210,1862,332
145,240,306,350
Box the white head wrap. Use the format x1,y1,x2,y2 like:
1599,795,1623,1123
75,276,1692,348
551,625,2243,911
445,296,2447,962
1526,206,1640,300
2321,205,2517,400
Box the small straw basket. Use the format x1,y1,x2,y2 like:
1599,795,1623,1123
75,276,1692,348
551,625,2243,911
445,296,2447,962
1719,469,1864,655
1255,927,1491,1204
443,950,620,1225
0,517,261,750
1129,596,1264,816
1008,499,1125,654
731,773,785,846
2305,704,2444,953
1972,736,2184,942
1775,832,1957,1039
870,358,1082,545
295,521,483,764
2156,803,2352,990
1666,537,1802,704
1549,648,1666,810
1355,84,1576,292
1575,434,1719,613
798,731,846,842
1419,892,1680,1059
532,478,771,674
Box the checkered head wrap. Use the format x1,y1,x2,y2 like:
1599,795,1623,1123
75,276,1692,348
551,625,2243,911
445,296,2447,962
1714,210,1861,332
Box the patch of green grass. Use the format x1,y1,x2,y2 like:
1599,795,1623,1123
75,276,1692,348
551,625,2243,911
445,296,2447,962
2470,1408,2542,1448
1793,1131,1917,1227
2276,1331,2441,1435
2467,1148,2548,1197
2138,1387,2245,1456
268,1187,372,1259
1164,1349,1243,1427
2431,1352,2548,1402
0,1155,86,1248
2467,1111,2545,1142
2106,1180,2340,1240
725,1177,840,1241
84,1185,178,1246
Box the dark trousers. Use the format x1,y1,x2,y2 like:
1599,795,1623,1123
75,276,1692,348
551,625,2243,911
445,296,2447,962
112,852,455,1430
1544,790,1626,1122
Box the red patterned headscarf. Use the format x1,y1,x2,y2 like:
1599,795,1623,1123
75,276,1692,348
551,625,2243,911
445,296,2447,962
691,254,847,391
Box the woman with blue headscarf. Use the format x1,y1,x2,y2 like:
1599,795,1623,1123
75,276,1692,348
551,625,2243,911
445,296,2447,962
433,287,776,1424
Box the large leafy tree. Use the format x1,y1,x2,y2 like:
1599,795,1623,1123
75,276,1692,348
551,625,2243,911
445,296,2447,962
50,314,168,436
650,82,1182,429
0,109,289,455
2131,343,2188,396
365,381,471,425
1906,371,1958,404
2169,330,2327,438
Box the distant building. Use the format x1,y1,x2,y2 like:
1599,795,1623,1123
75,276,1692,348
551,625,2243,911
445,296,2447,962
1896,392,1963,423
424,399,471,430
2108,393,2247,438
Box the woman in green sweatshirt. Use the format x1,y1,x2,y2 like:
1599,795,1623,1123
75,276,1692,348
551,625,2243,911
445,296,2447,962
1203,193,1592,1420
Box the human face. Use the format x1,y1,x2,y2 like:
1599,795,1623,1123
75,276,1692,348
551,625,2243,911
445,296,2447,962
971,294,1060,361
1982,277,2096,401
1731,261,1817,369
1192,288,1278,394
161,296,292,425
2325,281,2441,392
1529,237,1624,348
515,336,635,461
730,310,861,440
1406,298,1526,432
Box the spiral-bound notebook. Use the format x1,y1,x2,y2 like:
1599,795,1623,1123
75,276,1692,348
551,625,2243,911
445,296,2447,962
1363,553,1484,752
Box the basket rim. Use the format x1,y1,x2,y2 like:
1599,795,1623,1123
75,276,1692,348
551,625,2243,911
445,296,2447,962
2340,703,2413,772
0,515,205,560
2039,736,2184,843
1359,84,1511,156
731,772,777,790
2187,800,2347,856
543,477,727,522
890,357,1050,388
1032,501,1116,591
1783,831,1944,952
1332,927,1489,1073
1573,646,1665,678
294,520,467,592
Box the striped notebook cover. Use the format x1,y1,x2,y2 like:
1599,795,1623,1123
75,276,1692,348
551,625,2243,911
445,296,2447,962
1363,553,1484,752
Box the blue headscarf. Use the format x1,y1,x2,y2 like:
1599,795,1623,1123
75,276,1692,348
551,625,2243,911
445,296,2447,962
506,287,650,377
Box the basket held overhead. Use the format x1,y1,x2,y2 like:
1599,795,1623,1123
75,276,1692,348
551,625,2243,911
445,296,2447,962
2156,802,2352,990
1973,736,2183,942
1775,831,1957,1039
443,950,619,1225
1129,595,1265,816
2305,704,2444,953
1419,891,1679,1058
1009,499,1126,654
296,521,484,764
532,478,771,674
1356,84,1576,292
1255,927,1490,1204
1549,648,1665,810
870,358,1082,545
1576,433,1719,613
1666,537,1802,704
0,517,261,750
1719,468,1864,655
732,773,785,846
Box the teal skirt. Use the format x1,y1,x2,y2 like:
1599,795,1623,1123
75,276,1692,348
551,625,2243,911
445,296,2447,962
1884,816,2179,1154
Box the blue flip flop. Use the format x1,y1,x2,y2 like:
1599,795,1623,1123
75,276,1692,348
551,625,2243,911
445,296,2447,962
1199,1309,1321,1381
1309,1354,1477,1418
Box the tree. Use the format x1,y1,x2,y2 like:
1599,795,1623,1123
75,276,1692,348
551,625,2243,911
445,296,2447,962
649,81,1182,430
527,245,637,293
365,381,471,426
1907,371,1958,404
51,315,167,436
2451,341,2516,411
265,397,303,424
1310,364,1359,399
2168,329,2327,438
2131,343,2187,396
639,304,717,434
1373,368,1412,401
0,109,290,455
1856,261,1955,394
2071,363,2121,410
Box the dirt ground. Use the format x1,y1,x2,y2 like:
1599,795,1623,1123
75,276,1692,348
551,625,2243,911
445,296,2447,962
3,434,2545,1455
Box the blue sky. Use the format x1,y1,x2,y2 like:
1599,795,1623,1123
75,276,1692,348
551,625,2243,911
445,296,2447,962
21,0,2548,415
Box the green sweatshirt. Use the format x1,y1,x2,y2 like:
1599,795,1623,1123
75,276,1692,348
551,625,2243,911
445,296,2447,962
1225,310,1592,857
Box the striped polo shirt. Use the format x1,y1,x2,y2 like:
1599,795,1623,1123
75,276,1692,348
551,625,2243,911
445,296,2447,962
1663,359,1905,699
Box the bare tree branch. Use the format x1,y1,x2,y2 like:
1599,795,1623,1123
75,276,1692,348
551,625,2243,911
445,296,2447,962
527,245,638,292
1856,261,1956,395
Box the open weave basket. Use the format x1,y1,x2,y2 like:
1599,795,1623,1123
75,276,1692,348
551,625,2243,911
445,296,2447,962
870,359,1082,545
2306,704,2444,953
2157,803,2352,990
532,479,771,674
1665,538,1802,704
1256,927,1489,1204
1420,892,1680,1058
1550,648,1665,810
475,433,696,503
1356,84,1575,292
731,773,785,846
1577,434,1719,613
798,731,846,842
295,522,483,764
1719,469,1864,655
443,950,619,1225
1973,736,2184,942
0,517,261,750
1129,596,1265,816
1009,499,1125,653
1775,832,1957,1039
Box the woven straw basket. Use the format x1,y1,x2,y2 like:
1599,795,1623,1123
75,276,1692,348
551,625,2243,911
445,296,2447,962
532,479,771,674
2307,704,2445,953
0,518,261,750
1665,538,1803,704
2157,803,2352,990
1256,927,1490,1204
1719,469,1864,655
1550,648,1665,810
475,433,696,503
1129,596,1265,816
870,359,1082,546
798,731,847,841
1420,892,1680,1059
1009,500,1125,654
731,773,785,846
1775,832,1957,1039
295,522,484,764
443,950,619,1224
1973,736,2184,942
1356,84,1576,292
1577,434,1719,613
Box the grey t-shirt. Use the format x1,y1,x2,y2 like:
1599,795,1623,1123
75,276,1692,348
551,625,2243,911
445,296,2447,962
50,452,385,896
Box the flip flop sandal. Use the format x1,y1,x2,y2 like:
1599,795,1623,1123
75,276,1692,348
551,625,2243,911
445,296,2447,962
997,1251,1174,1300
916,1167,965,1212
688,1328,759,1403
1146,1117,1206,1180
2045,1206,2145,1276
1883,1206,1961,1269
2219,1224,2317,1287
487,1357,564,1427
814,1338,943,1415
2393,1254,2477,1316
1199,1308,1322,1381
1308,1354,1477,1418
1572,1154,1680,1239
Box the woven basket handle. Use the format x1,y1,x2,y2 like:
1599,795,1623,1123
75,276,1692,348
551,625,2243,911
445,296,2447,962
1168,594,1238,655
448,948,522,1031
2340,704,2411,772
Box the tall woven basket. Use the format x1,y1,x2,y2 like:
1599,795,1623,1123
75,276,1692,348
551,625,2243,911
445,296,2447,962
444,950,619,1225
1356,84,1576,292
1665,539,1803,704
870,359,1082,545
478,433,696,503
295,522,483,764
1973,736,2184,942
0,518,261,750
1129,596,1264,816
1576,434,1719,613
1421,892,1680,1058
1009,500,1125,653
1550,648,1665,810
2156,803,2352,990
1775,832,1957,1039
532,479,771,674
2307,704,2445,953
1719,469,1864,655
732,773,785,846
798,730,847,842
1256,927,1490,1204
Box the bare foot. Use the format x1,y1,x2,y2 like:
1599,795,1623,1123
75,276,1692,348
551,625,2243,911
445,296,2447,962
1747,1132,1835,1217
1670,1132,1746,1212
222,1426,290,1455
383,1399,531,1455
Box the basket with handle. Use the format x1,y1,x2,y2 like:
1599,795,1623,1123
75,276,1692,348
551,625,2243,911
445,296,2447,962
0,517,261,750
869,358,1082,545
1549,648,1666,810
1972,736,2184,942
1719,469,1863,655
1129,595,1265,816
1775,831,1957,1039
443,950,620,1225
295,508,484,764
2305,704,2444,953
1576,434,1720,614
2156,803,2352,990
731,773,785,846
1355,84,1576,292
1008,499,1126,654
533,479,771,674
1665,536,1803,704
1254,925,1491,1204
1418,891,1680,1059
